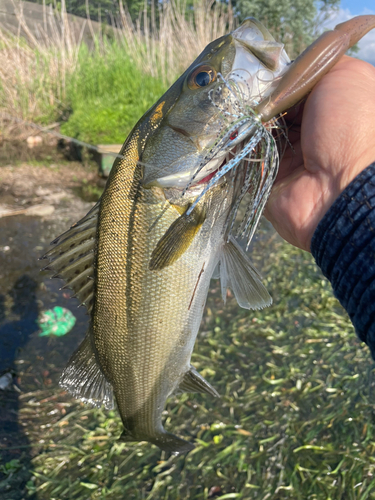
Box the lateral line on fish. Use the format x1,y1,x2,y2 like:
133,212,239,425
188,262,205,311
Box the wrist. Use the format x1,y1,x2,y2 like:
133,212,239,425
307,149,375,251
311,162,375,357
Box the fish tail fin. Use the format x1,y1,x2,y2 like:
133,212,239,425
120,428,195,455
149,431,195,455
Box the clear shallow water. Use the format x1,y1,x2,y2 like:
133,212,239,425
0,202,268,451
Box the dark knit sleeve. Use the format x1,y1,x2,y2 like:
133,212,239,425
311,163,375,359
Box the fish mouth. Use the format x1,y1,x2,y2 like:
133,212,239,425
148,20,290,193
229,19,290,99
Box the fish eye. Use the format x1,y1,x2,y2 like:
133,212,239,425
188,65,217,90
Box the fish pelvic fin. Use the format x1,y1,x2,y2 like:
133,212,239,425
40,200,100,313
179,366,219,397
149,205,206,271
60,333,114,410
219,236,272,310
120,428,195,455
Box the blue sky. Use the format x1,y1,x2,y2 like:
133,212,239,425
340,0,375,15
323,2,375,65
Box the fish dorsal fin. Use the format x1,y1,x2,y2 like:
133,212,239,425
220,237,272,310
149,205,206,271
179,366,219,397
40,201,99,312
60,333,114,409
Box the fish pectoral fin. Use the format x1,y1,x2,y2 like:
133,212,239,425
40,200,99,313
149,206,206,271
179,366,219,397
60,333,114,410
219,236,272,310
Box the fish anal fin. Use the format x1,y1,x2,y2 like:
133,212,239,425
149,206,206,271
220,237,272,310
60,334,114,410
179,366,219,397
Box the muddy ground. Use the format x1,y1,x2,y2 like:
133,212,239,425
0,159,100,211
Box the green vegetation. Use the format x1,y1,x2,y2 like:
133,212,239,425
5,222,375,499
29,0,122,23
0,1,231,142
0,22,167,145
60,43,167,145
1,0,345,147
0,459,22,476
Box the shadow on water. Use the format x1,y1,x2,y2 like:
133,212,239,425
0,275,38,500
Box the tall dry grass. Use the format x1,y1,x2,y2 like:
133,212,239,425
0,0,84,123
117,0,234,85
0,0,234,132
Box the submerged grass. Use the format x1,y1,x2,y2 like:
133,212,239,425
10,221,375,500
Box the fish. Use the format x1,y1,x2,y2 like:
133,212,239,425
41,14,375,454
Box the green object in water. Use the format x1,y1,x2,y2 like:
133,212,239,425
38,306,76,337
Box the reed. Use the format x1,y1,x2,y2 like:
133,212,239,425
116,0,234,85
0,0,234,138
0,0,82,123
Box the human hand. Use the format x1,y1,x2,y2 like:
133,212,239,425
264,56,375,252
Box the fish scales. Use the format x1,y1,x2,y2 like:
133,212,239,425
95,132,229,449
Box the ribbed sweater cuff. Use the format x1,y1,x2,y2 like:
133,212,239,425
311,163,375,358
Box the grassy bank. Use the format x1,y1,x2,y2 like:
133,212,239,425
8,221,375,500
59,42,167,145
0,1,233,145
